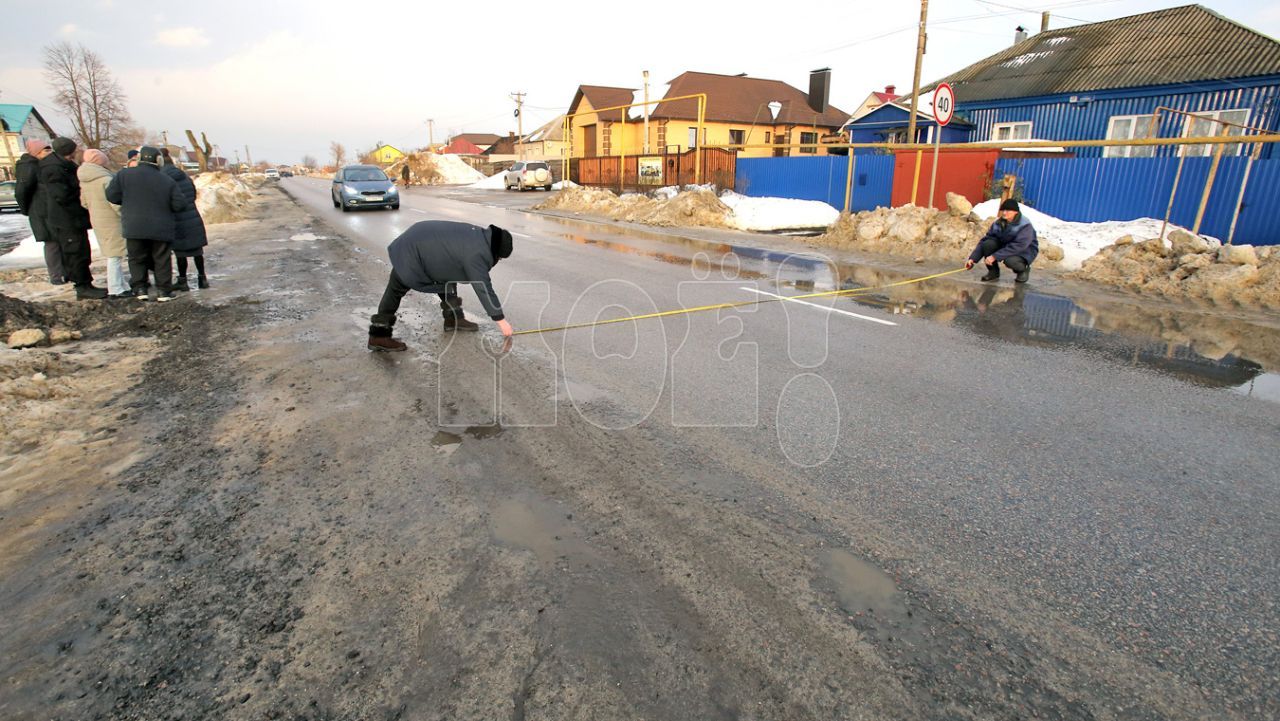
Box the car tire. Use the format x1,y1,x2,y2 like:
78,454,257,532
340,204,349,213
391,203,400,210
518,180,525,192
545,184,553,191
332,195,339,208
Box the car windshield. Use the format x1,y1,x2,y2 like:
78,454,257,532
345,168,387,182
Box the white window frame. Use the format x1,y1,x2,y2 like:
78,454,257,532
1181,108,1250,157
992,121,1033,142
1104,114,1157,158
688,127,698,149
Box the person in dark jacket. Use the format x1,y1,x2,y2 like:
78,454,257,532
40,137,106,299
368,221,514,351
14,139,65,284
966,198,1038,283
160,155,209,290
105,146,185,301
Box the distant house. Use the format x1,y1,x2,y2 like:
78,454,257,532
844,101,973,152
447,133,501,154
0,104,56,180
847,85,901,122
567,70,849,159
370,144,406,164
515,114,567,160
442,137,485,155
926,4,1280,158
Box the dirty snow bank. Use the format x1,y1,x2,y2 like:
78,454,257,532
813,193,1067,266
970,199,1218,270
2,232,103,267
719,191,840,231
194,172,254,224
533,185,837,232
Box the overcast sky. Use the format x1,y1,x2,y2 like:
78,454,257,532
1,0,1277,165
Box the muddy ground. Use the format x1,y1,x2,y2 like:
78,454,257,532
0,186,1267,720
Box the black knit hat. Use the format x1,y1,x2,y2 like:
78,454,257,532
999,198,1020,213
51,137,76,157
489,224,513,261
139,145,161,165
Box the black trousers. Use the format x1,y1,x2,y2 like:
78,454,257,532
126,238,173,292
974,237,1030,274
54,230,91,286
370,270,460,330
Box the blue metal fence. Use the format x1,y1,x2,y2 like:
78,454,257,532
996,156,1280,245
735,156,895,213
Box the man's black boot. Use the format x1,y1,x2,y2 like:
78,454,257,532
174,276,191,292
443,316,480,332
980,267,1000,282
75,285,108,300
368,324,407,352
1015,267,1031,283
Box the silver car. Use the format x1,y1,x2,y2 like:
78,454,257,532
331,165,400,212
504,161,553,191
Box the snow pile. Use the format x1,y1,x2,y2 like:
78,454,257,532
194,172,254,224
814,194,1067,266
533,186,733,229
720,191,840,232
970,199,1218,270
469,171,508,190
389,153,484,186
2,232,103,267
1072,234,1280,309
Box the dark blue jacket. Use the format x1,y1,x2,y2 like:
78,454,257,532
162,165,208,252
970,214,1038,264
105,164,185,242
387,221,505,320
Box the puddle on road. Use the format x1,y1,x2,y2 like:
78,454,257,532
491,496,594,566
430,424,503,456
821,549,905,617
541,222,1280,397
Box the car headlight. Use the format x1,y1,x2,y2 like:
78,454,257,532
386,186,398,194
343,184,358,194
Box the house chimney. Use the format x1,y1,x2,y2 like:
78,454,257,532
809,67,831,113
1041,11,1050,32
885,84,896,96
1014,25,1028,44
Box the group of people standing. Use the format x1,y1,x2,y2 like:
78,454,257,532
14,139,209,301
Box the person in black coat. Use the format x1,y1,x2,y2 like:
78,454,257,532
160,156,209,291
14,139,65,284
966,198,1040,283
368,221,514,351
105,146,185,301
39,137,106,299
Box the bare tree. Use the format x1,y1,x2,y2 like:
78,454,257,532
106,124,146,167
43,42,132,151
301,154,318,169
185,130,214,172
330,141,347,168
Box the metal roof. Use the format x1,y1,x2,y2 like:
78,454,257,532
929,4,1280,103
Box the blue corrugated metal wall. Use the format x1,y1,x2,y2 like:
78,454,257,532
958,78,1280,159
997,156,1280,245
735,156,895,212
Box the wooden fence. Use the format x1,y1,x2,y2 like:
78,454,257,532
572,148,736,192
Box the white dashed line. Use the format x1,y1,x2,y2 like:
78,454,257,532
738,287,898,327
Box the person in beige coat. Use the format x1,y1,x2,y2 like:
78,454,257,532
78,149,131,298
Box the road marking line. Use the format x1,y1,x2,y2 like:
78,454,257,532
738,287,898,327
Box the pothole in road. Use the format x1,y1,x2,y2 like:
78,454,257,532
821,548,904,617
491,495,595,567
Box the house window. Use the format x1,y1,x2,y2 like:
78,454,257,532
1182,109,1250,157
1105,114,1156,158
602,122,612,155
992,121,1033,141
729,129,745,146
764,131,771,143
688,127,698,149
657,122,666,152
799,131,818,154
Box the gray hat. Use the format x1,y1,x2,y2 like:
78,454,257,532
139,145,161,165
51,137,77,157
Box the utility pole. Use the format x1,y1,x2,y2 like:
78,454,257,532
245,145,252,169
907,0,929,205
643,70,651,154
510,92,525,160
426,119,435,152
161,130,169,148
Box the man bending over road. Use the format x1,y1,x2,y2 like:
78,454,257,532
368,220,514,352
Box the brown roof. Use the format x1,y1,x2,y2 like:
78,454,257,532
651,71,848,127
484,135,518,155
569,85,637,116
451,133,501,146
929,5,1280,103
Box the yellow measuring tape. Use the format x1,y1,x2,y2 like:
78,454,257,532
512,267,968,336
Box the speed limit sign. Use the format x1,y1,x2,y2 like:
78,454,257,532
934,83,955,127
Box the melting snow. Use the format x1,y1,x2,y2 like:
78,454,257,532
1000,50,1054,68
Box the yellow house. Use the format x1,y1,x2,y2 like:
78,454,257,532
567,71,849,159
515,114,569,161
371,144,406,164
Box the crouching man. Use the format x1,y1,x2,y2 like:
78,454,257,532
965,199,1038,283
368,221,514,351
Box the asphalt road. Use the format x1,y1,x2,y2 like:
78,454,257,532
272,176,1280,719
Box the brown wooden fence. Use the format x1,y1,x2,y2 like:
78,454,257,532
572,148,736,192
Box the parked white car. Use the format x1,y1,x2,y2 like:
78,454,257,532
504,161,553,191
264,168,280,179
